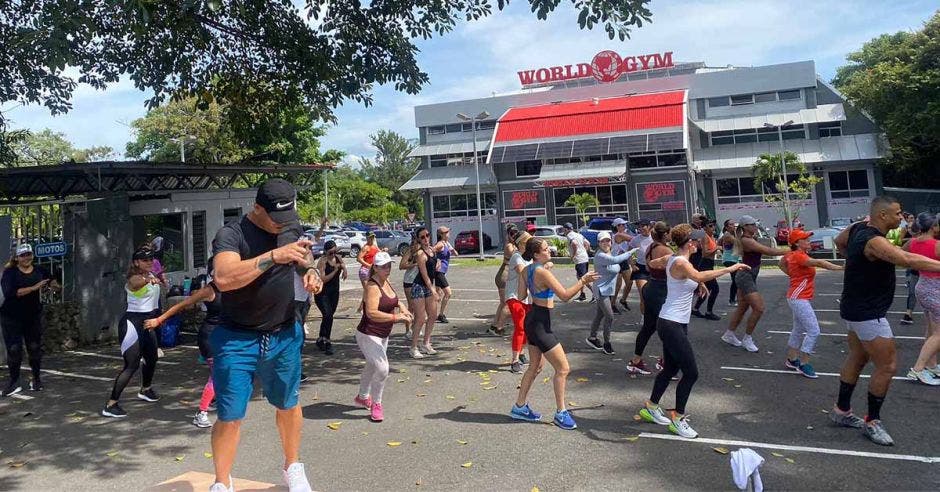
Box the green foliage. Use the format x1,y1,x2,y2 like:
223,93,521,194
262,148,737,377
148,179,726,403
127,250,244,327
357,130,422,213
547,237,569,257
833,11,940,187
9,128,114,166
752,151,821,225
565,193,601,228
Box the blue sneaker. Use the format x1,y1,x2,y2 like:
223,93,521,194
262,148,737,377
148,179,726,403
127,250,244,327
553,410,577,430
510,403,542,422
798,363,818,379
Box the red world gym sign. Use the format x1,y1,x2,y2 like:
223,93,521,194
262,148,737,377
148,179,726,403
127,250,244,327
517,50,674,86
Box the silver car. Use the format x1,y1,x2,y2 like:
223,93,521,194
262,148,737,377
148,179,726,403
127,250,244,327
532,225,565,255
372,230,412,256
306,230,351,257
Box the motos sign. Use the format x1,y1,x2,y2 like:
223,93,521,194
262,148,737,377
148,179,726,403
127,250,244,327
518,50,674,86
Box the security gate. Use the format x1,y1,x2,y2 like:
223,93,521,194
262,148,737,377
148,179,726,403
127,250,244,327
0,200,66,305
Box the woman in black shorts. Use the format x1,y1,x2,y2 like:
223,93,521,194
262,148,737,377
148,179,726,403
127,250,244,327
409,227,439,359
511,238,599,430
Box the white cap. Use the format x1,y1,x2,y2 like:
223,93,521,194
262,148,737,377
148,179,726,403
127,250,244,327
597,231,612,242
15,243,32,256
612,218,627,226
373,251,394,266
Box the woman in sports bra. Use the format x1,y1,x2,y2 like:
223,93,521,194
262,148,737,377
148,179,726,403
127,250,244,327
627,221,673,375
434,227,456,324
399,235,421,339
314,240,347,356
638,224,749,439
409,227,440,359
510,237,599,430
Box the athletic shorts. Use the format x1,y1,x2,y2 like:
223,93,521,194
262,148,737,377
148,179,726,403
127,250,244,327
575,262,589,279
403,282,413,291
358,266,370,282
524,304,559,353
844,317,893,341
434,271,450,288
411,283,434,299
618,259,631,272
633,264,650,281
734,269,758,296
211,322,303,421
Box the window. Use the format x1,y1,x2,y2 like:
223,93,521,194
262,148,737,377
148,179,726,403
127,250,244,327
461,123,474,132
731,94,754,106
828,170,869,199
628,153,657,169
819,122,842,138
754,92,777,103
732,128,757,143
777,89,802,101
515,160,542,178
431,192,497,218
503,190,546,218
757,126,779,142
476,120,496,130
430,156,448,168
445,123,461,133
628,150,686,169
708,96,730,108
781,124,806,140
192,211,206,269
710,130,734,146
427,126,445,135
553,185,629,226
711,125,805,145
716,177,763,204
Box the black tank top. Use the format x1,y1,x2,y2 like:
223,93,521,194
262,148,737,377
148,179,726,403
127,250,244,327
647,243,670,281
840,224,896,321
205,282,223,325
413,248,437,288
320,260,341,295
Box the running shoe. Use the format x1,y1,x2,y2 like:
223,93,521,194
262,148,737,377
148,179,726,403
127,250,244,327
907,368,940,386
639,402,670,425
486,326,503,336
209,478,234,492
410,347,425,359
28,378,43,391
299,373,309,383
354,394,373,409
741,335,759,353
585,337,603,351
519,353,528,365
510,361,524,373
611,305,621,314
283,462,314,492
2,380,22,397
626,359,652,375
864,419,894,446
315,337,326,351
728,300,737,307
691,310,704,319
553,409,577,430
510,403,542,422
192,411,212,428
655,357,664,372
829,406,865,428
157,347,165,358
667,412,698,439
785,358,801,370
927,365,940,378
323,341,334,356
798,363,818,379
900,314,913,325
137,388,160,402
721,330,742,347
437,314,449,324
101,402,127,418
577,293,587,302
422,344,437,355
704,313,721,321
619,299,631,310
370,402,384,422
602,342,615,355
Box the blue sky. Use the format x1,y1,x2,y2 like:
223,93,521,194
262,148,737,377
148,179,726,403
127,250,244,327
4,1,937,164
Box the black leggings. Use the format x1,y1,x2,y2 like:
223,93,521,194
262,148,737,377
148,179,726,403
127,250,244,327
1,314,43,383
650,318,699,414
197,323,218,360
315,288,339,340
110,311,159,401
724,261,738,302
636,279,667,356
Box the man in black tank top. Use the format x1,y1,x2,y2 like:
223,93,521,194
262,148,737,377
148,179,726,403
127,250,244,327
830,196,940,446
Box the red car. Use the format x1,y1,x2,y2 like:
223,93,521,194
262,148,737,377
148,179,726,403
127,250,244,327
454,230,493,254
775,219,804,245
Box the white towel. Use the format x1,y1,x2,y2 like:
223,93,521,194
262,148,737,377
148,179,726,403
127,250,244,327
730,448,765,492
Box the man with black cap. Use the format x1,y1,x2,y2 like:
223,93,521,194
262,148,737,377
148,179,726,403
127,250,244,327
208,178,322,492
562,222,591,302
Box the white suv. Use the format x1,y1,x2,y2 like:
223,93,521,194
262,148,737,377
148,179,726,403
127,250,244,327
343,230,368,256
531,225,565,256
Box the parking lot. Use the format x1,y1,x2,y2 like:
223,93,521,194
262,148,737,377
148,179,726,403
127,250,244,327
0,261,937,491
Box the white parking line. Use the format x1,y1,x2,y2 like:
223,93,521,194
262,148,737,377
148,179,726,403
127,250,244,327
721,366,908,381
814,309,922,315
41,369,112,382
637,432,940,464
67,350,180,365
766,330,925,340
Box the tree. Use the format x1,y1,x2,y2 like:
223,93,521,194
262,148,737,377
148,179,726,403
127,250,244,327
358,130,422,213
0,1,653,166
72,145,117,162
10,128,114,166
833,11,940,187
565,193,600,228
752,151,821,226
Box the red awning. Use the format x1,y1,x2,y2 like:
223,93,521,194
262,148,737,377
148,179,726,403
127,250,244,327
494,91,685,143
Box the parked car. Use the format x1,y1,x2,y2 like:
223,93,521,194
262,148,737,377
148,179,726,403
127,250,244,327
828,217,852,231
455,230,492,254
773,219,805,246
532,225,566,255
344,221,372,232
808,227,840,251
373,230,412,256
579,217,632,248
306,229,351,256
342,230,368,256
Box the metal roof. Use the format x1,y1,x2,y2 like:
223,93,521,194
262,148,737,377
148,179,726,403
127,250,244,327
407,141,490,158
399,164,497,191
535,160,627,187
0,161,332,202
693,133,886,171
690,104,847,132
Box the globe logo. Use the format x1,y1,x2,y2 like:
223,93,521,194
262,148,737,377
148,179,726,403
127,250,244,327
591,50,622,83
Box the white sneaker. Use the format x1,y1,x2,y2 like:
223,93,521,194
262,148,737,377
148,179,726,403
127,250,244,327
907,368,940,386
926,365,940,378
742,335,759,353
721,330,742,347
192,410,212,428
668,413,698,439
410,347,425,359
157,347,165,358
639,403,671,425
422,344,437,355
209,476,234,492
283,463,313,492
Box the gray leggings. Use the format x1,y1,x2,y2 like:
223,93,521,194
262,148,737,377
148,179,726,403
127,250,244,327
590,294,615,343
907,270,919,311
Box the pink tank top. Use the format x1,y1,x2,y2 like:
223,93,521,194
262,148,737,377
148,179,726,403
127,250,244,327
910,238,940,278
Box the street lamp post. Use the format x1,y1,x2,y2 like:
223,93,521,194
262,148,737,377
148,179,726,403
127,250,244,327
457,111,490,261
763,120,795,228
170,135,196,163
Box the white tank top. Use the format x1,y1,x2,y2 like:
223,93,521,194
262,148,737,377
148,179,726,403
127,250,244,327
404,266,419,284
659,256,699,324
126,280,160,313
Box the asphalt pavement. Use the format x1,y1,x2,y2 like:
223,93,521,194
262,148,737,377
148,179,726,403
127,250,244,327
0,262,938,491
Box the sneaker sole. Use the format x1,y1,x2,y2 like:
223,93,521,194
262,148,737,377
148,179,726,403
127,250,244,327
4,387,22,397
510,413,542,423
585,339,604,351
800,372,819,379
721,337,742,347
137,394,159,402
554,420,577,430
627,367,652,375
639,409,670,425
192,421,212,428
667,423,698,439
101,410,127,418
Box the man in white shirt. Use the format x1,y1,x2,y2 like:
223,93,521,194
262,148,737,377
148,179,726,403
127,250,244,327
563,222,591,302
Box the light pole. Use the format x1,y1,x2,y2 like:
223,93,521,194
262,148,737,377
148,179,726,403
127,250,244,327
170,135,196,163
763,120,795,228
457,110,490,261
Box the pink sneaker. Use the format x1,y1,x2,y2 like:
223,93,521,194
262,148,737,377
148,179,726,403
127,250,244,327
370,402,384,422
354,394,372,409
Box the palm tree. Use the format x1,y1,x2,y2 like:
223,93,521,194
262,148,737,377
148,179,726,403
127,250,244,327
564,193,600,228
752,151,820,227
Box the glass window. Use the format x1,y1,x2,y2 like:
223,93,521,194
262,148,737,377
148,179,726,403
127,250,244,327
730,94,754,106
757,131,779,142
452,194,468,212
597,186,612,205
432,195,449,212
461,123,474,132
711,135,734,146
629,154,657,169
708,96,729,108
430,158,447,168
778,90,802,101
427,126,445,135
717,179,739,197
738,177,758,196
477,120,496,130
515,160,542,177
849,170,869,190
657,153,686,167
484,192,497,210
818,122,842,138
754,92,777,103
734,134,757,144
828,171,849,191
445,124,461,133
612,185,627,204
553,188,573,207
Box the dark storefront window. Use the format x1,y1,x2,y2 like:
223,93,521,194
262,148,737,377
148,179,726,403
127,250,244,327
432,192,497,218
636,181,688,225
516,160,542,178
828,170,870,199
553,184,629,226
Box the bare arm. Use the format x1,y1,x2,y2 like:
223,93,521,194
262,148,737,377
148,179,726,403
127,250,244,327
356,246,369,267
807,258,844,270
866,236,940,273
145,286,216,329
516,266,528,303
399,249,414,269
318,257,339,282
214,240,312,292
673,257,749,284
126,273,150,291
742,237,782,257
416,250,438,299
778,256,789,276
834,224,857,256
536,268,599,302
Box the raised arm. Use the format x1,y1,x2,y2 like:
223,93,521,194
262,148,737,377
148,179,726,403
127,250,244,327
537,267,599,302
674,257,749,284
742,237,782,257
807,258,844,271
214,240,312,292
866,236,940,273
145,285,216,329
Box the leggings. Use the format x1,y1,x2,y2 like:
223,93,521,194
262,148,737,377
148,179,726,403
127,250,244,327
650,318,699,414
507,299,529,353
110,310,159,401
694,279,719,313
1,314,43,384
315,288,340,340
907,270,919,311
199,358,215,412
295,300,311,357
786,299,820,354
636,279,667,356
723,261,738,303
356,331,389,403
591,293,614,343
197,323,218,411
915,276,940,324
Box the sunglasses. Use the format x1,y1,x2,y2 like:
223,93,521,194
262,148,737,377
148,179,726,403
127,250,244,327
419,233,430,238
17,252,32,258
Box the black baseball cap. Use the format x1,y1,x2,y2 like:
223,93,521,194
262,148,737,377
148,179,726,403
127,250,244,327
256,178,299,225
132,247,154,261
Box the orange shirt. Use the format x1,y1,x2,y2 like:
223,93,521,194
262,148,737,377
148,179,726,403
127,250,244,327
785,250,815,300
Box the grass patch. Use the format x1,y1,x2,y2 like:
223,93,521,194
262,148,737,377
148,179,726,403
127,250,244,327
450,257,504,267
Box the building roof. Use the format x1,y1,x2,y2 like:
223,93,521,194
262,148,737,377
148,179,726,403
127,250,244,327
399,164,497,191
407,141,490,158
694,133,886,171
493,91,686,143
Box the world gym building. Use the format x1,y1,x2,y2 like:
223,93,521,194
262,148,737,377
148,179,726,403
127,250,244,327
400,51,887,243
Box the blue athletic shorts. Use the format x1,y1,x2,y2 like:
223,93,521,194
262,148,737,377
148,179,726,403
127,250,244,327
211,322,303,421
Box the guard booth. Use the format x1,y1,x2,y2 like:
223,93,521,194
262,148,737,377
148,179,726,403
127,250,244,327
0,161,328,350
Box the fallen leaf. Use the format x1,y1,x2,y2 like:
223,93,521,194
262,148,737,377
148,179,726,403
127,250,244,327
416,393,427,397
327,422,342,430
820,409,830,414
568,401,578,407
387,442,402,447
411,440,418,445
482,385,498,390
106,451,119,458
175,455,185,462
204,452,213,458
713,447,730,455
806,425,814,430
416,479,423,486
622,436,639,442
7,461,26,468
488,370,499,374
423,379,432,383
461,462,473,468
70,416,84,423
632,415,642,421
542,377,550,383
397,379,407,383
456,440,468,445
721,377,735,382
398,369,407,374
575,377,589,383
771,452,784,458
785,457,795,464
445,395,456,400
733,384,742,388
361,432,369,436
